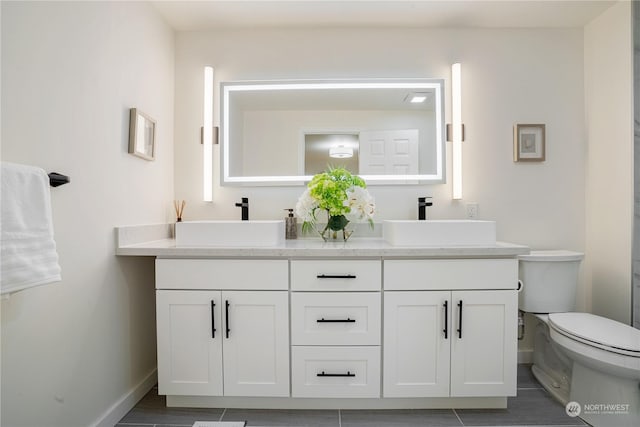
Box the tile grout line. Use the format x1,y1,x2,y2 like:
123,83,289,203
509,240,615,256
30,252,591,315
452,408,465,426
116,424,155,426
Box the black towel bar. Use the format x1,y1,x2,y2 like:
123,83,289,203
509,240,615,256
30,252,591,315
48,172,69,187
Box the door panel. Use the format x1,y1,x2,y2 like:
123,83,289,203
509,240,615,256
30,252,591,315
222,291,290,397
383,291,450,397
450,290,517,397
156,290,223,396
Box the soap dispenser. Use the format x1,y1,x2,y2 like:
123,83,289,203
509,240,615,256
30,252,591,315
284,209,297,240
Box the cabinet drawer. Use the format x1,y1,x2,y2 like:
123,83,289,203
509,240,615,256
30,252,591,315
291,260,381,291
291,293,381,345
384,259,517,290
291,346,380,398
156,259,288,290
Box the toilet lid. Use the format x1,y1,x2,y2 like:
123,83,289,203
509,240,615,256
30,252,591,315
518,250,584,262
549,312,640,353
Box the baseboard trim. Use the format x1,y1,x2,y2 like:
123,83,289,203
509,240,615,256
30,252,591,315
518,349,533,364
91,368,157,427
167,395,508,409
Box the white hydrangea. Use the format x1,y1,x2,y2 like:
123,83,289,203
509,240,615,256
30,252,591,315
295,188,319,223
343,186,376,222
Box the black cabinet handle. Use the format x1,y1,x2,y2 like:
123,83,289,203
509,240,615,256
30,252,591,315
225,300,230,339
443,300,448,339
317,371,355,377
457,300,463,339
317,318,356,323
316,274,356,279
211,300,217,339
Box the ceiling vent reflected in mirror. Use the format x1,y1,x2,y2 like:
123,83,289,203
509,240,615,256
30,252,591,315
405,92,431,104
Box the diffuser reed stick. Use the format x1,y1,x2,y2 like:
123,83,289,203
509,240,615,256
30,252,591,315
174,200,186,222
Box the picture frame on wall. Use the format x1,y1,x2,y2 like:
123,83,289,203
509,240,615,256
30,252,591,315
513,124,545,162
128,108,156,161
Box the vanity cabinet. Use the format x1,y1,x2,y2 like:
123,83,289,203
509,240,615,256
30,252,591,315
155,259,289,397
383,259,518,398
121,236,529,408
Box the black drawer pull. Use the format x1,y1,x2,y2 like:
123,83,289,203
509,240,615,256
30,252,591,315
317,274,356,279
443,300,448,339
457,300,463,339
317,371,355,377
317,318,356,323
225,300,230,339
211,300,217,339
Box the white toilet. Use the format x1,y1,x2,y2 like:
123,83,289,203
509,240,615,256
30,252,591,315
519,250,640,427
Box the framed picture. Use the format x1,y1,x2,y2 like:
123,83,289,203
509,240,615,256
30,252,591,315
514,124,545,162
128,108,156,160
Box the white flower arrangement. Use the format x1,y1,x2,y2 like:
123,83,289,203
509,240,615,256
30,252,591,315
343,186,376,222
295,188,318,223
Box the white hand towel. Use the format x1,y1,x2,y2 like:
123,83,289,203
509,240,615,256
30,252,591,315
1,162,61,295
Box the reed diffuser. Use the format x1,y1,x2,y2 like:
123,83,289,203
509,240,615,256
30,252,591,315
173,200,186,222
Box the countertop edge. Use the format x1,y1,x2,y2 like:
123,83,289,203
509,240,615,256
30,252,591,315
115,237,530,258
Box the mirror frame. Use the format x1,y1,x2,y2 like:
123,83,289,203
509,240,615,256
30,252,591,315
128,108,156,161
221,79,445,185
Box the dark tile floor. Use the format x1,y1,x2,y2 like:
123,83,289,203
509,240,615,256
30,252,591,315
116,364,587,427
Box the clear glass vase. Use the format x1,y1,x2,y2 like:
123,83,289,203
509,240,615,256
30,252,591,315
318,214,353,242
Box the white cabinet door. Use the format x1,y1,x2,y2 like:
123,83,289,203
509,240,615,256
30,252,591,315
383,291,451,397
156,290,223,396
222,291,290,397
157,290,290,397
450,290,518,397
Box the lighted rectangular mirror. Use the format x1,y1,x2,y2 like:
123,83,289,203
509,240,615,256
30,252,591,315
221,79,445,185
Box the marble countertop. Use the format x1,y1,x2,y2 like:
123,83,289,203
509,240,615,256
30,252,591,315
115,224,529,258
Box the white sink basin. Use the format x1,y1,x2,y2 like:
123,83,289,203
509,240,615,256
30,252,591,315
383,220,496,246
175,220,285,247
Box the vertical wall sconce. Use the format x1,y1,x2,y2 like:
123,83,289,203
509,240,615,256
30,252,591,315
203,66,214,202
451,62,463,200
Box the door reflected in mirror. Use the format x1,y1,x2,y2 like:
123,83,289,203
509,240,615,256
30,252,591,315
221,79,445,185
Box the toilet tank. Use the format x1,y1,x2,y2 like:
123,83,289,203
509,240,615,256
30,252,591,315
518,250,583,313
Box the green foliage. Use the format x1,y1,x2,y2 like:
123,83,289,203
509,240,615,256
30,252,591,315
307,167,366,217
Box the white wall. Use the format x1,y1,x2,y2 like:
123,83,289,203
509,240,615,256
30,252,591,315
1,2,174,426
175,27,586,294
584,1,634,324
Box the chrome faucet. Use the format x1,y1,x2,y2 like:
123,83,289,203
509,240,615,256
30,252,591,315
418,197,432,220
235,197,249,221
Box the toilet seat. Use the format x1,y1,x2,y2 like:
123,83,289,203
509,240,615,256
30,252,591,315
548,312,640,357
